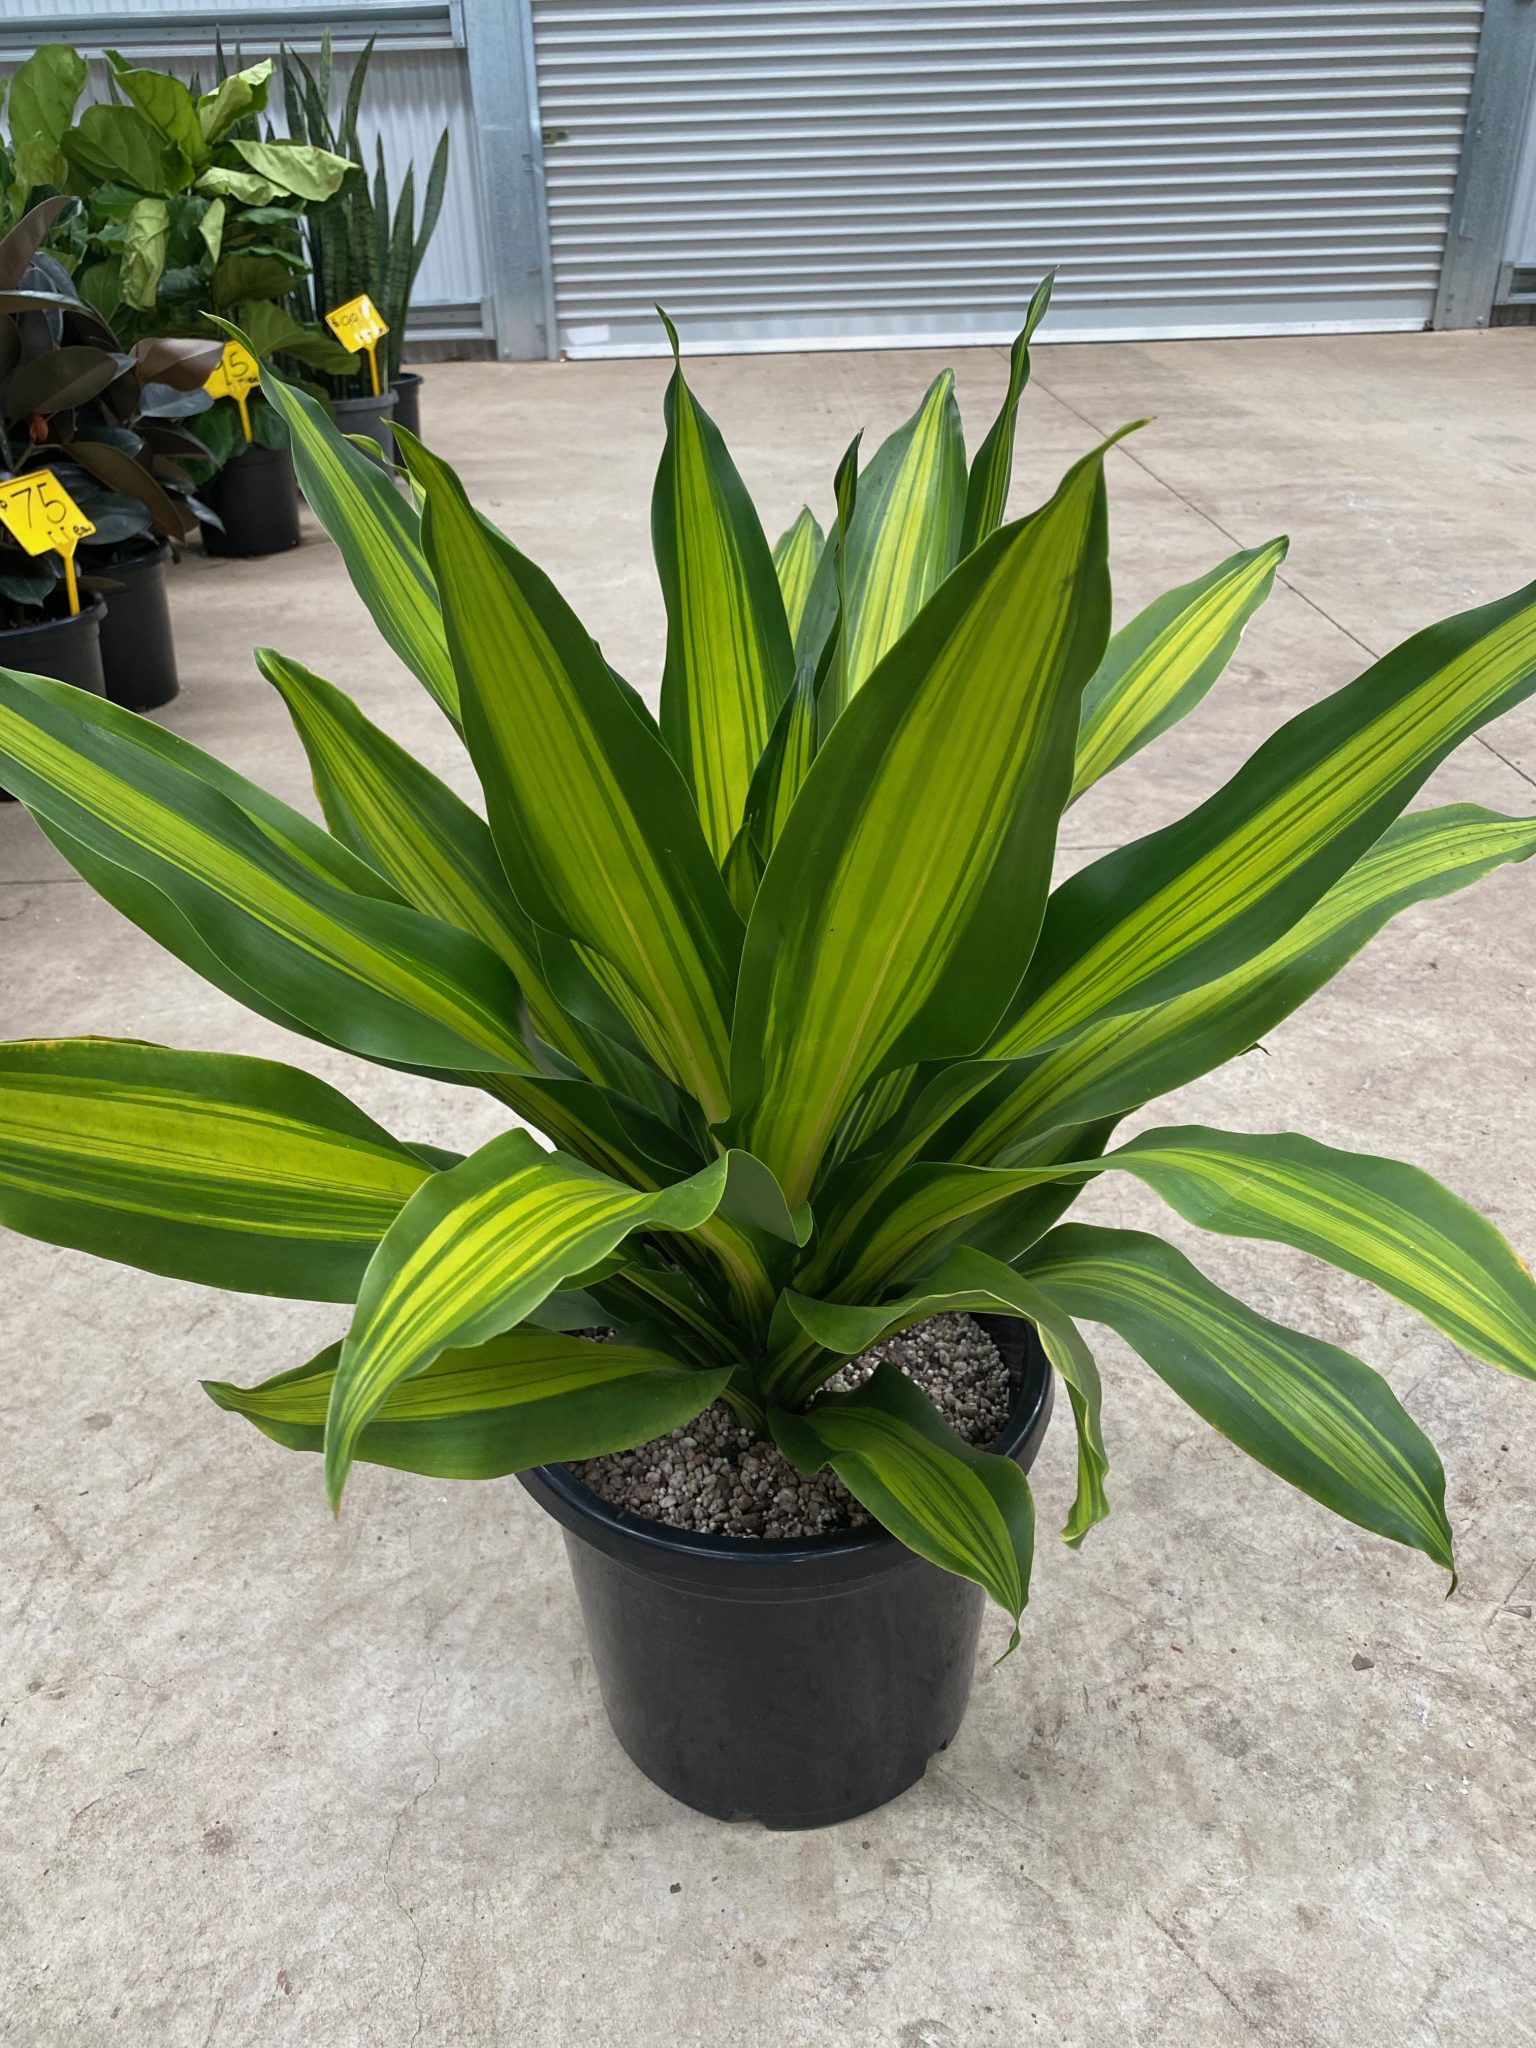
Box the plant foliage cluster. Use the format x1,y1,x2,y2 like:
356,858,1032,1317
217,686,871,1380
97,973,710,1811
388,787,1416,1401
0,38,446,470
1,283,1533,1631
0,196,221,626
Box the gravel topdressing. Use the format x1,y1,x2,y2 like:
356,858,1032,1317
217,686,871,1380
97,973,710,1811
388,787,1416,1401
568,1312,1011,1540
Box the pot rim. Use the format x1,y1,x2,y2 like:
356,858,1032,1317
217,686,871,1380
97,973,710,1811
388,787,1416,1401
331,390,399,417
0,590,108,642
88,535,172,576
391,369,423,388
519,1313,1052,1582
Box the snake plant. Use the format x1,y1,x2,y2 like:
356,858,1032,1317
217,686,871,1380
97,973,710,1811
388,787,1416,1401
2,281,1534,1638
280,34,449,389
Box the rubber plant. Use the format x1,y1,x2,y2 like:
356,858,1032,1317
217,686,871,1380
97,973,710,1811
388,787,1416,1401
0,197,220,626
2,282,1534,1644
0,43,357,469
280,33,450,388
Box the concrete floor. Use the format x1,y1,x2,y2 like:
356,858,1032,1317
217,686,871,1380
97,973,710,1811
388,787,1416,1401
2,328,1535,2048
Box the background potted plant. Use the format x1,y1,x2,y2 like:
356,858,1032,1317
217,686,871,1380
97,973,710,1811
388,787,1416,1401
1,43,358,558
0,292,1533,1830
0,195,219,711
280,33,448,447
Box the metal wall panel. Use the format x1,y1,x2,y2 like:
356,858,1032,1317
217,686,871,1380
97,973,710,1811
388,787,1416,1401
1,8,488,332
529,0,1489,357
1506,86,1536,269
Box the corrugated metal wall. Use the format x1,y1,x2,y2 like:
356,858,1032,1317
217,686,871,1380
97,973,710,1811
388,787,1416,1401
529,0,1488,357
0,3,489,335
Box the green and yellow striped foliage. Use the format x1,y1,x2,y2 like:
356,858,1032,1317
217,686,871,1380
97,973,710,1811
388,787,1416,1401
2,288,1535,1638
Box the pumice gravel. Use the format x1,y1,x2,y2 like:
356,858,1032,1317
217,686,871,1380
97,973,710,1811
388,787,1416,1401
569,1313,1010,1539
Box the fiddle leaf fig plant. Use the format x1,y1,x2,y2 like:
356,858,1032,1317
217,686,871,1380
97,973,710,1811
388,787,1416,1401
2,287,1535,1642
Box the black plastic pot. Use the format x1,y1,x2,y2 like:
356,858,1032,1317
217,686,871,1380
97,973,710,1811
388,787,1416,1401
391,370,422,444
201,442,302,558
0,594,107,800
332,388,398,465
95,538,178,711
519,1315,1053,1829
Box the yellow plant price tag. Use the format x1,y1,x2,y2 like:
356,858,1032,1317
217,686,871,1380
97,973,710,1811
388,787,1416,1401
204,339,262,444
325,292,390,396
0,468,95,615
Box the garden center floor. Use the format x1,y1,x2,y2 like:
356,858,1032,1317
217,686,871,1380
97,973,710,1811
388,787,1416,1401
4,327,1536,2048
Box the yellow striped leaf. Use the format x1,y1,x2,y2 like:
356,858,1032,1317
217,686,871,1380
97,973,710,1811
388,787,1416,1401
805,1119,1536,1391
770,1362,1036,1636
770,1245,1109,1546
0,1038,429,1299
960,270,1055,554
257,647,656,1097
835,369,967,708
654,318,795,862
1107,1126,1536,1381
730,433,1123,1204
0,668,534,1076
324,1129,731,1505
1020,1225,1455,1575
405,434,743,1120
250,346,458,719
1070,536,1288,800
946,804,1536,1165
771,505,824,643
208,1327,728,1478
998,575,1536,1055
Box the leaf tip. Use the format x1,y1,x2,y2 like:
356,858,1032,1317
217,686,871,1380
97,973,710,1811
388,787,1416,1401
655,305,681,362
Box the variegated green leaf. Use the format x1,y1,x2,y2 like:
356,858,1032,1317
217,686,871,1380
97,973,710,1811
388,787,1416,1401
943,805,1536,1166
833,370,967,710
325,1129,731,1505
1104,1126,1536,1381
960,270,1054,555
0,669,534,1077
771,506,824,643
740,657,817,875
654,317,795,862
256,646,654,1095
731,433,1123,1204
1070,536,1288,800
1019,1225,1455,1575
250,346,458,720
801,375,968,717
997,576,1536,1056
406,434,743,1120
770,1362,1035,1635
208,1327,728,1478
0,1038,429,1301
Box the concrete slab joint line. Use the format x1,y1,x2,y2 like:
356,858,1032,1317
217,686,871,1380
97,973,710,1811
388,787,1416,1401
1,332,1534,2048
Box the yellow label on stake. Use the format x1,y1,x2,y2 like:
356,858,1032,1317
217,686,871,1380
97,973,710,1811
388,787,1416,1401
0,468,95,615
205,339,262,443
325,292,389,397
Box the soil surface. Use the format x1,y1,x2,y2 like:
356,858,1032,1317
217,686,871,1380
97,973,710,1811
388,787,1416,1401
568,1312,1010,1539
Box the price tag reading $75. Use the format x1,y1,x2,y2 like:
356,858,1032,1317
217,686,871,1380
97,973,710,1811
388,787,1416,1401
0,468,95,615
324,292,390,396
204,339,262,442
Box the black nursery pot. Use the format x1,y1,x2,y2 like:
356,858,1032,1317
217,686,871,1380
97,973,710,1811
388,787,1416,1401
391,370,422,444
201,442,302,558
0,595,107,800
519,1315,1053,1830
331,388,399,465
95,539,178,711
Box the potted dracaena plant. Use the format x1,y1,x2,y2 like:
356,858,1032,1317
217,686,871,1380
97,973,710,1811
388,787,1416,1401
0,197,219,716
279,32,449,451
1,285,1534,1830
